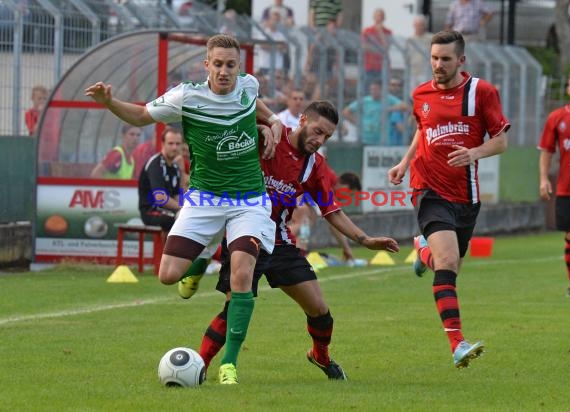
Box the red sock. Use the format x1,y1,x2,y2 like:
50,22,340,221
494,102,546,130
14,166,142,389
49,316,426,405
307,312,333,365
199,301,228,370
419,246,435,271
433,270,464,352
565,237,570,282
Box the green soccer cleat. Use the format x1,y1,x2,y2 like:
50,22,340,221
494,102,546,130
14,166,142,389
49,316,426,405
219,363,238,385
453,340,484,369
413,235,428,277
178,274,204,299
306,349,347,380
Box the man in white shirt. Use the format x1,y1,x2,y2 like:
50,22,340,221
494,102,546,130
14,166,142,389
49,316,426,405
277,89,305,129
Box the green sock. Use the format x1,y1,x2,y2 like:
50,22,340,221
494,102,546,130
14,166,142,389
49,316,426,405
179,258,209,281
221,291,254,367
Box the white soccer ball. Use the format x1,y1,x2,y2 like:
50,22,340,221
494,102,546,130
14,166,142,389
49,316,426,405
158,347,206,388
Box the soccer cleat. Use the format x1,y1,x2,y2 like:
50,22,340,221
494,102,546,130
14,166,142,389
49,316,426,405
413,235,428,277
453,340,485,369
219,363,238,384
178,274,204,299
306,349,347,380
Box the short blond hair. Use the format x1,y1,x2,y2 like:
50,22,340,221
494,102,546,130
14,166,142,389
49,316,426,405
206,34,240,58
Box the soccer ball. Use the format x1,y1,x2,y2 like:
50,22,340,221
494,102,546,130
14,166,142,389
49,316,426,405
158,347,206,388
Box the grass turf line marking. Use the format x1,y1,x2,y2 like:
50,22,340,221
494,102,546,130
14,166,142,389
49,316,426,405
0,255,560,326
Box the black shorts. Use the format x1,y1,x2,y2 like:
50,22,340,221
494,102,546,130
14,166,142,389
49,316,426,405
555,196,570,231
140,208,176,232
416,190,481,258
215,243,317,297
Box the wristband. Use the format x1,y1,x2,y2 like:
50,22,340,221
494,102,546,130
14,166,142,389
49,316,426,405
268,114,279,123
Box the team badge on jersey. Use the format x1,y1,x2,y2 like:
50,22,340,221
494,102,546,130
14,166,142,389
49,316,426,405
240,89,249,106
563,138,570,152
558,121,567,132
421,102,430,119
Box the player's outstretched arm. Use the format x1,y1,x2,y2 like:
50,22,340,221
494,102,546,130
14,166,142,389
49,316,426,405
325,210,399,253
85,81,154,127
328,224,354,261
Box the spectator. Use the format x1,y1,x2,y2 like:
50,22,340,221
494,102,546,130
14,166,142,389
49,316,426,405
406,15,434,90
387,77,409,145
219,9,240,36
342,79,406,146
24,85,48,135
361,8,392,92
90,124,141,179
138,126,183,233
257,71,287,113
277,89,305,129
309,0,342,28
389,77,404,100
254,10,288,75
388,107,407,146
262,0,294,27
132,134,156,179
304,19,339,100
445,0,494,42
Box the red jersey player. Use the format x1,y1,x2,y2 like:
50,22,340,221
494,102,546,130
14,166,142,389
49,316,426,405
196,101,399,380
389,31,509,369
538,77,570,297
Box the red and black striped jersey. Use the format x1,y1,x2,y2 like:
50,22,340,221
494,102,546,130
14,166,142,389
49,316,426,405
411,72,510,204
259,128,340,245
537,105,570,196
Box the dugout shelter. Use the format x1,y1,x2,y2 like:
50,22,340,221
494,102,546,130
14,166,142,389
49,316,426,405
34,30,254,264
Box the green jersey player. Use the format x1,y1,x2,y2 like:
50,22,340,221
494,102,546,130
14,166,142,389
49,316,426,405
85,34,283,385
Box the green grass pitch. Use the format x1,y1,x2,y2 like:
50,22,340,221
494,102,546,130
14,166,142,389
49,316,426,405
0,231,567,411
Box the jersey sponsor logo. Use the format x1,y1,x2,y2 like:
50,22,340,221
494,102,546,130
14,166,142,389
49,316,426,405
196,104,207,109
421,102,430,118
440,95,455,100
426,121,470,145
264,175,296,194
216,131,256,160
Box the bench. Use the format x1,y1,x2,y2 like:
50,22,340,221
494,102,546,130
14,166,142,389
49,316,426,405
115,224,163,275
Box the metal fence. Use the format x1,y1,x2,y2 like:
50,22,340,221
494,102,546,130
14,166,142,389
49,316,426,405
0,0,550,146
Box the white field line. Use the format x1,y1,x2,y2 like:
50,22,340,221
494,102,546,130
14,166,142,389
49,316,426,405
0,255,561,326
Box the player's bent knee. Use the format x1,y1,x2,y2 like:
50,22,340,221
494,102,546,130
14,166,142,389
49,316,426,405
158,255,190,285
305,302,329,318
